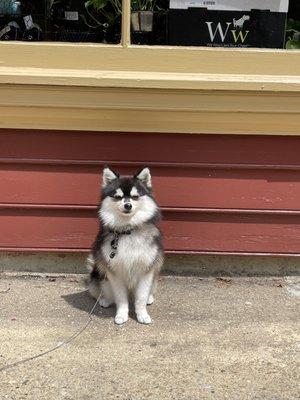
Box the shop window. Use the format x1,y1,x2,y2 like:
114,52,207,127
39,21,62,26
0,0,122,43
0,0,299,49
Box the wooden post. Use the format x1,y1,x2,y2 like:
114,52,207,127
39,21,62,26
121,0,131,47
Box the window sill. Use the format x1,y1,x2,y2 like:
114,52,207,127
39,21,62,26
0,42,300,135
1,66,300,92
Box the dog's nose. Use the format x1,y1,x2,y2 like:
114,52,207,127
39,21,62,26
124,203,132,211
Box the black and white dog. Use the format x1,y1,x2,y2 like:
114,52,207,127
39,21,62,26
87,166,164,325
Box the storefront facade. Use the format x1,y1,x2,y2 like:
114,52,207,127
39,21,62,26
1,1,300,257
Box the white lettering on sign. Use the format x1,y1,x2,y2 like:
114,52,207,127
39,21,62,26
206,21,231,41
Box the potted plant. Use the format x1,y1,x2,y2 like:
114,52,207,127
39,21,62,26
84,0,122,43
131,0,168,45
131,0,157,33
286,18,300,50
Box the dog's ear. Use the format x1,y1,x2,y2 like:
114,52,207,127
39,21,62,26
102,166,119,187
135,166,152,189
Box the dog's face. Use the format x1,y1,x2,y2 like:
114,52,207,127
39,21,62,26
99,166,160,229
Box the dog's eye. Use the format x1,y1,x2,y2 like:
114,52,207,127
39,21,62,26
114,195,123,200
131,195,139,201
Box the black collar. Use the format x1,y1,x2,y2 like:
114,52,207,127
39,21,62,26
109,229,132,235
109,229,132,259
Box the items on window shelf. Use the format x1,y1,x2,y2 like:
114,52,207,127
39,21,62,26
23,18,43,40
0,16,43,41
130,0,168,45
286,18,300,49
0,0,122,42
286,1,300,49
0,20,21,40
49,0,121,43
0,0,44,41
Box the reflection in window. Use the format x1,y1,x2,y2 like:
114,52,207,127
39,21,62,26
0,0,121,43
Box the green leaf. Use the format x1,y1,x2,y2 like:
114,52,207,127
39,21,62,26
286,40,300,50
88,0,109,10
286,18,300,32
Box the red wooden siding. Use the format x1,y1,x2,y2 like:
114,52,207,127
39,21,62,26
1,164,300,210
0,129,300,255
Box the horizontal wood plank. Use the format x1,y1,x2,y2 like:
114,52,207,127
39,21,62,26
1,129,300,254
1,164,300,210
1,130,300,164
0,208,299,254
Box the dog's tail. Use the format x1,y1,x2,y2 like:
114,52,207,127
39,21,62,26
86,253,104,299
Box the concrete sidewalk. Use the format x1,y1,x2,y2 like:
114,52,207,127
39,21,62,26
0,273,299,400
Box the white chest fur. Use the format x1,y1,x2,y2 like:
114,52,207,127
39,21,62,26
102,227,159,288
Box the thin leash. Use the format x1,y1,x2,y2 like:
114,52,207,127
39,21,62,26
0,287,10,294
0,290,102,373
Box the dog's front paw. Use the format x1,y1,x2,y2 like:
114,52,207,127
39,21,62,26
137,313,152,324
114,314,128,325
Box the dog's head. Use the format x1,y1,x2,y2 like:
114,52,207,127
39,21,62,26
99,166,160,229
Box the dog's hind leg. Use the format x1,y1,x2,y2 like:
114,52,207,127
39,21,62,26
87,254,113,308
87,254,102,300
147,279,157,305
147,255,163,306
99,279,114,308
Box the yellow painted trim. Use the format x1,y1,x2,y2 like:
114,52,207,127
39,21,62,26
1,67,300,92
2,86,300,113
0,42,300,134
1,84,300,135
1,42,300,75
1,106,300,135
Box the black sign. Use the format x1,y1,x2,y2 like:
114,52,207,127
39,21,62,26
169,8,287,48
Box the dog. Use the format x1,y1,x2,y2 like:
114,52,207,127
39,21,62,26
233,15,250,29
87,166,164,325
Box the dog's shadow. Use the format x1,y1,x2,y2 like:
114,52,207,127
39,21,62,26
62,290,115,319
62,290,140,322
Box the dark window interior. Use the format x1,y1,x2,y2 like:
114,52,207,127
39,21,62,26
0,0,299,48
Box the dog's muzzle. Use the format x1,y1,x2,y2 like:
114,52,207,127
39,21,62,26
123,202,132,213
